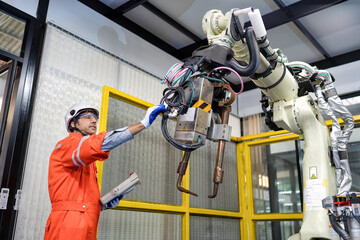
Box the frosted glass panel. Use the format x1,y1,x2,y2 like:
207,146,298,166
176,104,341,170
101,96,182,204
98,210,181,240
190,141,239,211
14,24,170,239
190,215,240,240
348,125,360,192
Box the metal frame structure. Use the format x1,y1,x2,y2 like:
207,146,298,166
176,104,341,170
98,85,245,240
0,1,48,239
239,115,360,239
99,85,360,239
241,134,303,239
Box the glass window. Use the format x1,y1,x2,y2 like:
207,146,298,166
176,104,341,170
0,10,25,57
251,141,302,214
190,215,240,240
98,210,181,240
101,97,182,205
255,221,302,240
348,124,360,192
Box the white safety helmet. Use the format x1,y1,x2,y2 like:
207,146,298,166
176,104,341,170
64,103,99,132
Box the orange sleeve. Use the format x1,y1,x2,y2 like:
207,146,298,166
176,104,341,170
57,132,110,168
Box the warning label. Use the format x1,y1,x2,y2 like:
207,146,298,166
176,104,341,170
304,179,326,211
309,166,317,179
192,100,211,112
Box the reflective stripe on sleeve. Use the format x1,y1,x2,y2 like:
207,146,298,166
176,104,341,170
72,149,80,167
71,135,90,167
76,135,90,166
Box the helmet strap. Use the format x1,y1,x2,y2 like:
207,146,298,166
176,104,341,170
74,127,87,137
70,118,88,136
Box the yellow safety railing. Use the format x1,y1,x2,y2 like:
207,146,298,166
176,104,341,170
238,114,360,239
98,85,360,239
98,86,245,240
241,134,302,239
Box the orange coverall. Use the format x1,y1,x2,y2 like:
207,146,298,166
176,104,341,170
44,132,109,240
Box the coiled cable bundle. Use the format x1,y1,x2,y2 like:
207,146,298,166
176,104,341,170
160,63,204,151
162,63,193,87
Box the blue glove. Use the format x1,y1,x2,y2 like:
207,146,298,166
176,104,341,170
140,104,166,128
105,195,123,210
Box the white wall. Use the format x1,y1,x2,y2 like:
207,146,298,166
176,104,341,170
2,0,38,17
46,0,179,79
237,87,263,117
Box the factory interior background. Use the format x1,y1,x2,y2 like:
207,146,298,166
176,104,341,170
0,0,359,239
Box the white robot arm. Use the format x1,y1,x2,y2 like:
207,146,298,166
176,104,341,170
160,7,355,240
199,8,355,240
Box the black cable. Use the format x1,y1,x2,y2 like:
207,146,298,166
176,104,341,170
352,210,360,224
160,84,194,115
225,27,260,77
161,116,205,151
161,87,186,107
161,87,187,115
329,212,351,240
160,76,204,151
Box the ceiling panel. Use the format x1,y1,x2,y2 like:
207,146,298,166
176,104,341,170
267,22,325,63
298,0,360,57
124,5,195,49
81,0,360,69
148,0,280,40
99,0,129,9
280,0,301,5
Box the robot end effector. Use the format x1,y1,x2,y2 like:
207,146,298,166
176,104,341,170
159,7,293,198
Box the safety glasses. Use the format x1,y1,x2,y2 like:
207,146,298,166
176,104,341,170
76,113,99,121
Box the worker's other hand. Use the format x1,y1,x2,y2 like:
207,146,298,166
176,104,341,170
102,195,123,211
140,104,166,128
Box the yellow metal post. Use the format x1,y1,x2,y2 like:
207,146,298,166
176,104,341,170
237,142,249,240
182,152,190,240
96,86,110,192
244,134,300,239
244,143,256,239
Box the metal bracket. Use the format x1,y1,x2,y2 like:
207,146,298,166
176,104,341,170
207,123,232,141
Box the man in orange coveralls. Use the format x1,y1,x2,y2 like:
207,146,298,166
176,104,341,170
44,102,166,240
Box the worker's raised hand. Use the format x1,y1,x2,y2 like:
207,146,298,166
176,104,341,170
140,104,166,128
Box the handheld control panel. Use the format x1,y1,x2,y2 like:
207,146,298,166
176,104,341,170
100,173,140,205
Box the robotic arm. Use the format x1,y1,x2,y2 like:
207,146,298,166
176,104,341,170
160,7,355,239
